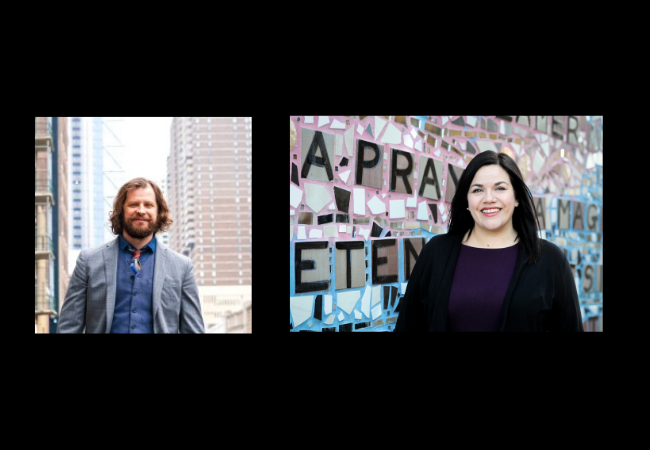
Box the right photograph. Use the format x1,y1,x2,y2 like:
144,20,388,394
289,116,603,332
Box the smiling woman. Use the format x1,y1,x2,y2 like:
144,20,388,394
394,150,584,332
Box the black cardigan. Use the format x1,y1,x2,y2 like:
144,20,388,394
393,233,584,331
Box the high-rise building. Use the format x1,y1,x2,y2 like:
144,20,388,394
69,117,105,253
35,117,69,333
167,117,252,330
167,117,252,285
67,117,128,274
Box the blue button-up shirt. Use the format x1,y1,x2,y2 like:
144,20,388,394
119,235,156,266
110,235,157,333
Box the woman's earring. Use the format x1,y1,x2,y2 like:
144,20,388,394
466,207,469,210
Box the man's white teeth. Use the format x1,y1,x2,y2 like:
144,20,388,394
482,208,501,213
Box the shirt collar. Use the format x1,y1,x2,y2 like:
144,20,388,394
119,235,156,253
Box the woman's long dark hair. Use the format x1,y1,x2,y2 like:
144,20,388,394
448,150,541,265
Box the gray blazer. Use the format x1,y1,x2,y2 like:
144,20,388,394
58,237,205,333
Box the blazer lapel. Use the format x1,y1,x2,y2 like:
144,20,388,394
433,234,463,331
103,238,119,333
152,243,166,325
498,243,528,331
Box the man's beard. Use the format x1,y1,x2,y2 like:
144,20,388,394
124,218,156,238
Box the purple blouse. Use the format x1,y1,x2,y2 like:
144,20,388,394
448,243,519,332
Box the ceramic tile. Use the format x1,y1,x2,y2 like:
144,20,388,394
290,295,313,327
336,290,361,314
314,295,323,321
338,311,345,321
567,116,579,145
371,285,381,307
424,122,442,137
330,119,346,130
318,116,330,127
333,186,351,213
301,128,335,182
445,163,465,203
324,294,333,315
390,286,398,307
572,201,584,230
351,321,369,331
418,155,443,200
335,240,366,290
389,199,405,219
381,122,402,144
375,116,387,140
390,148,415,194
367,196,386,215
476,140,497,153
297,225,307,240
558,199,571,229
427,203,437,223
365,123,374,138
317,213,333,225
417,201,429,221
383,286,391,309
533,196,548,229
353,188,366,215
304,182,332,214
394,116,407,127
369,221,382,238
355,139,383,189
295,241,330,293
342,125,355,158
323,224,339,237
533,151,545,173
586,204,598,231
372,239,398,284
403,237,425,281
290,184,303,209
451,116,465,127
361,285,370,318
309,228,322,239
371,303,382,320
336,213,349,223
406,191,417,208
298,212,314,225
324,314,335,325
515,116,530,127
552,116,565,140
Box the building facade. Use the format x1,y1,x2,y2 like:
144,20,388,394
35,117,69,333
167,117,252,332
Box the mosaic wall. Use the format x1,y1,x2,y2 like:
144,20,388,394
290,116,603,332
